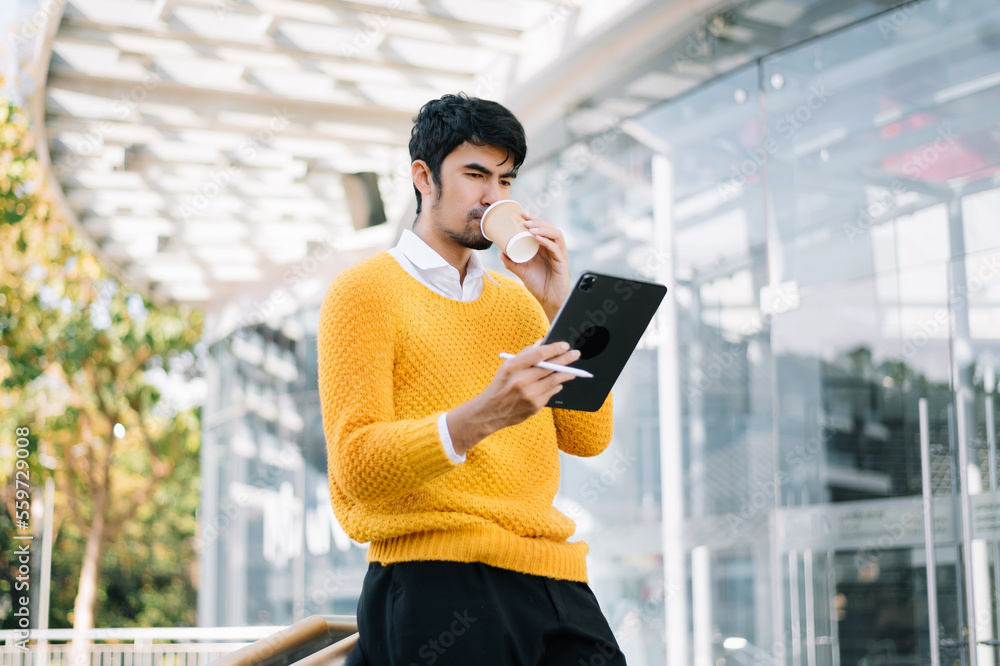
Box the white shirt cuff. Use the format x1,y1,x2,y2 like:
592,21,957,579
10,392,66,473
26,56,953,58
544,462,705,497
438,412,467,464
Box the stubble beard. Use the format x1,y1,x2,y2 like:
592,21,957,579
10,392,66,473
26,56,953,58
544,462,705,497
433,191,492,251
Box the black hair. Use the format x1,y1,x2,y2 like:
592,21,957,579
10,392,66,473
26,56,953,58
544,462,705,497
408,93,527,214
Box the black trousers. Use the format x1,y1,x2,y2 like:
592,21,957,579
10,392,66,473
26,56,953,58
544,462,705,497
347,560,627,666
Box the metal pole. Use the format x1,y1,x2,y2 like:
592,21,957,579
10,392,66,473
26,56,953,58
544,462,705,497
789,549,801,666
920,398,941,666
804,548,816,666
987,395,999,654
653,152,688,666
35,478,55,665
828,549,840,666
957,391,979,665
948,403,970,658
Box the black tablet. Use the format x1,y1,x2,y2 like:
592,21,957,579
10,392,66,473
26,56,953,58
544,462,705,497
543,271,667,411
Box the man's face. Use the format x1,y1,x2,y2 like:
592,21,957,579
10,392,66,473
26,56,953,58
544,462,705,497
424,142,516,250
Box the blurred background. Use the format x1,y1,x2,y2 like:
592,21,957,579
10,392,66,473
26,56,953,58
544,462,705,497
2,0,1000,664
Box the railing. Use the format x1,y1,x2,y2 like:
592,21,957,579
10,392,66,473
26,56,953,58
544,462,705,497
209,615,357,666
0,616,357,665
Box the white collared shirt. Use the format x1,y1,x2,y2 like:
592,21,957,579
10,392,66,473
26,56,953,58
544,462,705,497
389,229,501,301
388,229,502,463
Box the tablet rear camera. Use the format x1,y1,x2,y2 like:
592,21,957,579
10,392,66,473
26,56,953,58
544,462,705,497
579,275,597,292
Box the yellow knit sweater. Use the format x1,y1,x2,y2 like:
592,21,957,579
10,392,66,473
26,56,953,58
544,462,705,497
317,251,614,582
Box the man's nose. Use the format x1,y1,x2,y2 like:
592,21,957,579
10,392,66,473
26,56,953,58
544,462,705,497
483,178,503,206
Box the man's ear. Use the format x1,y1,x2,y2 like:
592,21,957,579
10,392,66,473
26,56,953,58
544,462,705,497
411,160,433,197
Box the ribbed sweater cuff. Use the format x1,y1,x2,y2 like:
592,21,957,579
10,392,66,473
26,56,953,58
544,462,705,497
403,414,456,481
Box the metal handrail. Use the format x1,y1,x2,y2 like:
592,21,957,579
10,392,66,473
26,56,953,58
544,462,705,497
208,615,357,666
291,633,360,666
0,625,299,642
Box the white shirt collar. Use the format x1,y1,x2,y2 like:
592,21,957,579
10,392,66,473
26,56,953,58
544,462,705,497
390,229,501,301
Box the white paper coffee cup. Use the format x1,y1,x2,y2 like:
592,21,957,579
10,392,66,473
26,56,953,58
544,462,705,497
480,200,539,263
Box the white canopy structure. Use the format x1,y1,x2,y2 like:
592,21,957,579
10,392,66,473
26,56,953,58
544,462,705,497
32,1,552,314
29,0,854,336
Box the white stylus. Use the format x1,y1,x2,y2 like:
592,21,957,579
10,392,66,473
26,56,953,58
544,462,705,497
498,352,594,379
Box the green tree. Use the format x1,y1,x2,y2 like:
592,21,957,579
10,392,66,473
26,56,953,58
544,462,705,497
0,97,203,641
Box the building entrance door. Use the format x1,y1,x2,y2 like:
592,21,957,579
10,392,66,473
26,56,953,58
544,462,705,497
921,336,1000,665
769,253,1000,666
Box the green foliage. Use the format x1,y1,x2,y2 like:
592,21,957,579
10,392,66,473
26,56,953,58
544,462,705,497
0,96,203,629
0,102,36,228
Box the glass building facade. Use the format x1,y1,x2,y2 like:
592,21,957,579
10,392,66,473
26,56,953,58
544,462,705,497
200,1,1000,664
199,313,370,626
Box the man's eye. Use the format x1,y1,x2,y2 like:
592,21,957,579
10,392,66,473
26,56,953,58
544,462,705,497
500,181,512,187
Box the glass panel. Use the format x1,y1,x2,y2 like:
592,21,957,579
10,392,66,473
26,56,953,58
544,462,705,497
956,244,1000,661
516,122,669,663
636,66,776,663
763,0,1000,290
763,0,1000,663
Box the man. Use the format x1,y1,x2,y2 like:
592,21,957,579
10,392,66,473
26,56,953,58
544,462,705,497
318,93,625,665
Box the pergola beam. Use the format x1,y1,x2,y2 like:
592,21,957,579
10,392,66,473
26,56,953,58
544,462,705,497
51,31,474,103
44,114,408,149
46,71,417,125
42,0,544,307
175,0,525,38
59,16,489,79
151,0,178,22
